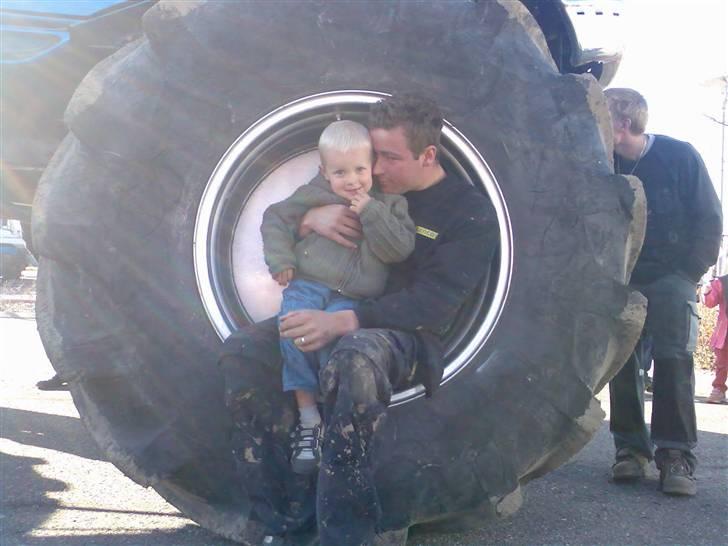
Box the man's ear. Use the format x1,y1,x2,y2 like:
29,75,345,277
617,117,632,134
420,145,438,167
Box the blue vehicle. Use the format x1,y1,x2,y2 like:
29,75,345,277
1,0,152,240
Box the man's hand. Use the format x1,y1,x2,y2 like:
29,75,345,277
349,189,371,215
299,204,362,249
272,268,294,286
279,309,359,352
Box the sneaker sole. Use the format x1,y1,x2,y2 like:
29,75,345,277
291,459,319,475
36,383,70,391
661,481,697,496
612,461,646,482
613,474,643,482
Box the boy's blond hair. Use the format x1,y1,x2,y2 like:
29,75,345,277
318,120,371,163
604,88,648,135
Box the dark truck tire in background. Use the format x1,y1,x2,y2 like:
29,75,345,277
33,1,646,542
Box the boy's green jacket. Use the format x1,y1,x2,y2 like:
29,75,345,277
261,174,415,299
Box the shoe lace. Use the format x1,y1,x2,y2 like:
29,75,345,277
667,456,690,477
291,424,321,455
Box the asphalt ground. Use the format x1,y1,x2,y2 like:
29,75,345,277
1,308,727,545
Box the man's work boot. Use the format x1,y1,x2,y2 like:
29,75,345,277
36,373,69,391
658,449,697,496
612,447,648,482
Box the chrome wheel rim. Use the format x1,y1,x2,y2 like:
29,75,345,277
194,90,512,405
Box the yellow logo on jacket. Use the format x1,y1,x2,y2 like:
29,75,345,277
416,226,439,240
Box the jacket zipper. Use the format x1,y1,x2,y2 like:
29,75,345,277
336,247,360,294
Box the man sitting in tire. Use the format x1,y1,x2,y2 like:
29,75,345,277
606,88,722,497
219,93,499,546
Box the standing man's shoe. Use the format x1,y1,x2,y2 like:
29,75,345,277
658,449,697,496
36,373,69,391
612,447,648,481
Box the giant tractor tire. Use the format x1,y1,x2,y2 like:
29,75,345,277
33,1,646,543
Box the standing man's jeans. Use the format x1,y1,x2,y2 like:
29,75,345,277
219,318,418,546
609,273,699,469
279,279,359,393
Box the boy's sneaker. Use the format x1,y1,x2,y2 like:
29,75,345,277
658,449,697,496
612,447,648,481
290,422,322,475
706,388,726,404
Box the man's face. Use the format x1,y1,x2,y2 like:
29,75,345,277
320,146,373,201
370,126,425,195
610,110,630,148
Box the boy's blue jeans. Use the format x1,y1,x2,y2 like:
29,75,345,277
279,278,358,393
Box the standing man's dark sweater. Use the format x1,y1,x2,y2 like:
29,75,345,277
617,134,722,285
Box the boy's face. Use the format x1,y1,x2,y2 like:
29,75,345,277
320,146,373,201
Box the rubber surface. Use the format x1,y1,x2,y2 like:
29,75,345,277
32,0,646,541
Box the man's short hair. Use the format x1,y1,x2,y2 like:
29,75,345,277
369,93,443,158
318,120,372,161
604,88,648,135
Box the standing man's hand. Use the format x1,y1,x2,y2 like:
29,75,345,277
279,309,359,351
299,204,362,249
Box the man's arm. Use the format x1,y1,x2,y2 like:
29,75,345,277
356,208,498,333
682,145,722,281
299,204,362,248
283,188,498,345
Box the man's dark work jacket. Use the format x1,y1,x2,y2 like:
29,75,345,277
617,135,722,285
354,172,499,394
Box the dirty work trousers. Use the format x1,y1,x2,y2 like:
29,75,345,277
219,317,417,546
609,273,699,469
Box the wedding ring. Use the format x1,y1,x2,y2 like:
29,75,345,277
298,336,305,345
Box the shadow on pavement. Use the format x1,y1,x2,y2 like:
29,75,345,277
0,452,65,542
1,407,103,461
12,527,236,546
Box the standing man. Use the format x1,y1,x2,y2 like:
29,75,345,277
606,88,722,496
219,93,499,545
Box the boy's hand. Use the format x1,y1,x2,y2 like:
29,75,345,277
272,268,294,286
349,189,371,215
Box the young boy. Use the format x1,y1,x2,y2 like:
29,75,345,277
260,120,415,474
